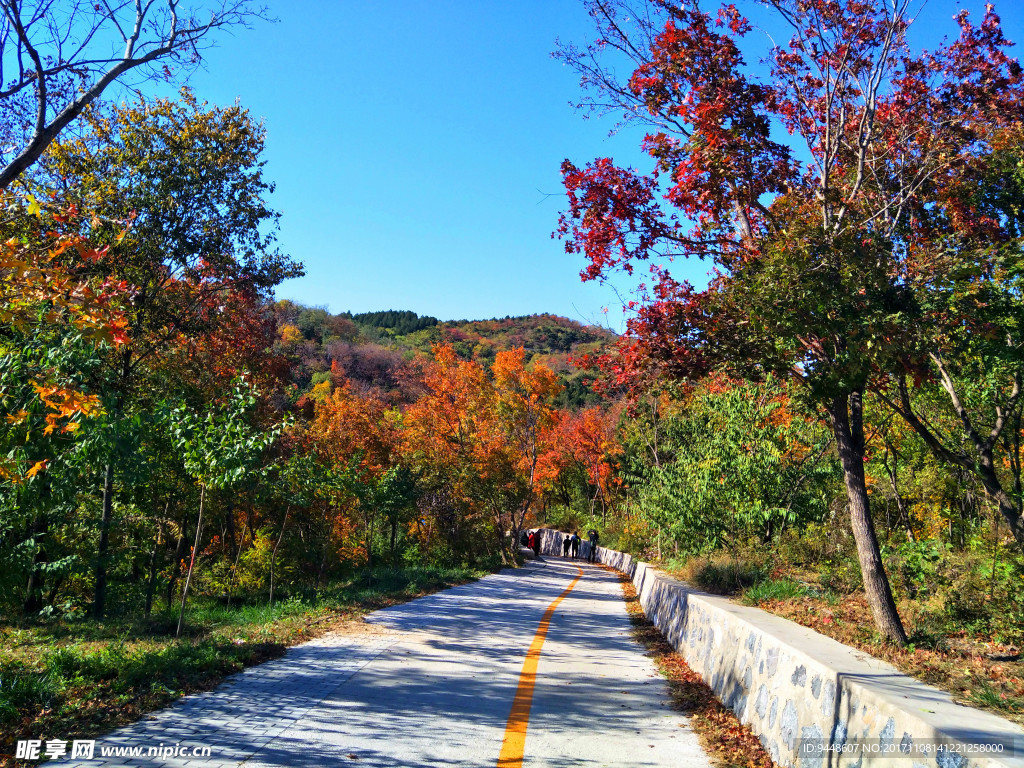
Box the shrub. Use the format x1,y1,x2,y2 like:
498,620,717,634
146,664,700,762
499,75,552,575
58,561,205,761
679,555,766,595
888,539,949,600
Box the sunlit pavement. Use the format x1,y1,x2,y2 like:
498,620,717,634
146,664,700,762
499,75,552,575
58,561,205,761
56,559,711,767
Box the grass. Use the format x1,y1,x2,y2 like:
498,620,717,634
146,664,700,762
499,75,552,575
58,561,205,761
0,565,486,760
740,578,809,605
606,565,776,768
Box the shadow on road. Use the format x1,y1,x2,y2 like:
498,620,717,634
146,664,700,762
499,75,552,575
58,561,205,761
59,560,700,768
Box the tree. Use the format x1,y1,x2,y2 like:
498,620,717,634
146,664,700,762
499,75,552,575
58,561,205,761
0,200,131,613
267,452,319,604
557,0,1024,642
309,378,404,567
356,465,417,568
542,406,619,522
402,345,495,561
166,376,284,637
0,0,269,189
872,128,1024,552
622,377,834,553
0,209,128,469
34,91,300,618
490,349,562,559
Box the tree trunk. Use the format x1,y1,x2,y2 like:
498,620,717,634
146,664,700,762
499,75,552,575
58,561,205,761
316,539,329,591
224,501,237,561
144,516,165,618
165,509,189,609
881,448,915,543
226,523,248,609
390,516,398,567
365,510,374,569
503,518,516,566
975,456,1024,551
269,506,290,605
828,391,908,645
93,461,115,619
46,575,65,607
144,538,160,618
176,484,206,639
23,513,48,615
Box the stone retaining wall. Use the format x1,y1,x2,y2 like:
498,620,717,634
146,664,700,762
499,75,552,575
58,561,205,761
535,528,1024,768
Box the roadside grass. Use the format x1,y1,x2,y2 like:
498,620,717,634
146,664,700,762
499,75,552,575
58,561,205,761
0,565,485,754
740,578,809,605
607,567,776,768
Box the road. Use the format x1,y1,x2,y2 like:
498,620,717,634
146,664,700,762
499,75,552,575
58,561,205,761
55,558,711,767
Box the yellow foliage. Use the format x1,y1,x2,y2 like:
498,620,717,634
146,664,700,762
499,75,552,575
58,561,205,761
308,379,332,402
280,324,303,344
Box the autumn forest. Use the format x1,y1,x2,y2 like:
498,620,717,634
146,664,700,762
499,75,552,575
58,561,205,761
6,0,1024,738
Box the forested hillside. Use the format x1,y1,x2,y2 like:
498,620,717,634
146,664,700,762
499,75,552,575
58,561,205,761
273,302,614,408
1,112,623,620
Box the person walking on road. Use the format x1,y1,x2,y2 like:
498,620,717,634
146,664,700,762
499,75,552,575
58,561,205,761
528,530,539,557
571,532,580,559
587,529,600,563
562,534,571,557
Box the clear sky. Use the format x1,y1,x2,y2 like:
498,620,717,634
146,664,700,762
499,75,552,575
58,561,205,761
178,0,1024,329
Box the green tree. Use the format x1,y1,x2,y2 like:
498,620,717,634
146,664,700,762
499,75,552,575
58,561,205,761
166,377,286,637
0,205,130,615
874,130,1024,551
625,379,836,555
32,91,301,617
354,465,418,567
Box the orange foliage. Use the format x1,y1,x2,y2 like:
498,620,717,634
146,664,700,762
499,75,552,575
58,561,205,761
541,406,620,499
1,218,130,481
311,379,402,476
305,342,612,560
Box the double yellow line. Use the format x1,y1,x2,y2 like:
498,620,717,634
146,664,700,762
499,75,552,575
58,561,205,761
497,566,584,768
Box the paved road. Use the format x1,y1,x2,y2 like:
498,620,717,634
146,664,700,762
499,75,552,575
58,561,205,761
55,559,711,767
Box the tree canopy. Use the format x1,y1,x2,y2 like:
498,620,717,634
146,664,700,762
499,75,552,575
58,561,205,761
557,0,1024,643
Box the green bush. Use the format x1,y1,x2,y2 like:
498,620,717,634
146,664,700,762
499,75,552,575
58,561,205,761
679,555,766,595
817,557,863,594
888,539,949,599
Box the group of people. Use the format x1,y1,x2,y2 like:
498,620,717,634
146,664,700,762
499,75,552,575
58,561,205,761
521,528,601,563
561,532,581,558
561,529,600,563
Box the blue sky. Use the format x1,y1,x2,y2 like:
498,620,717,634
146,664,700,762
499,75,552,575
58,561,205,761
179,0,1024,329
181,0,650,329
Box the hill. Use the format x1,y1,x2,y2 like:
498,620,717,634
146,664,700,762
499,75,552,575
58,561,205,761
272,302,615,408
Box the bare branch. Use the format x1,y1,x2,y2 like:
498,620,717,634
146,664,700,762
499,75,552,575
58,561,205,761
0,0,271,189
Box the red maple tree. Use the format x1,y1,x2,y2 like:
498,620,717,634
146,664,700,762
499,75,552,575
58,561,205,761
557,0,1024,642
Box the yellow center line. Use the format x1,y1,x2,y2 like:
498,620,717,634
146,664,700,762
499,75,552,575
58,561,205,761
497,565,584,768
